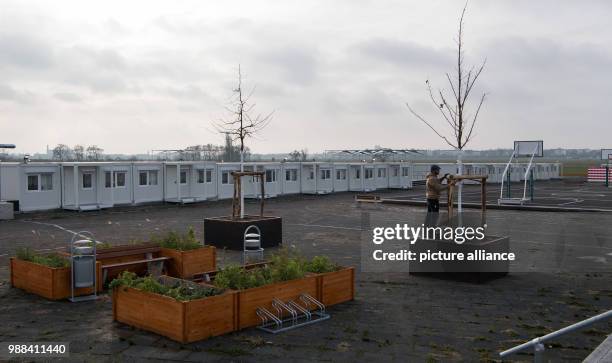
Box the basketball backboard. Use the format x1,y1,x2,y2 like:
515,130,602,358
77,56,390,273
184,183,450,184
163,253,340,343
601,149,612,161
514,140,543,157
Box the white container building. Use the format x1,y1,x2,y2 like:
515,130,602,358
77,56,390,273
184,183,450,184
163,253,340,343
19,163,61,212
332,163,349,192
281,162,301,195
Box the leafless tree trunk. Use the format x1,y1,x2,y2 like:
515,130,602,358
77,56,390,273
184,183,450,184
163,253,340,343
406,3,486,151
406,3,486,213
214,65,273,219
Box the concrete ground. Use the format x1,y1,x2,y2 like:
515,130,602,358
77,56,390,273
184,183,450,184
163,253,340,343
1,182,611,362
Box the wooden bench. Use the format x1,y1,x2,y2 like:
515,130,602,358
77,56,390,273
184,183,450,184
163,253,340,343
355,194,382,203
102,256,171,284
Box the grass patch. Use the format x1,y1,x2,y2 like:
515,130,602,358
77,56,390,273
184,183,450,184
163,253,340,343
213,248,343,290
15,247,69,268
110,271,223,301
151,227,202,251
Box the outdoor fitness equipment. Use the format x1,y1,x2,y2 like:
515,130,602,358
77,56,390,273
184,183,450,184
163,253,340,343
602,149,612,188
498,141,543,205
447,174,488,216
69,231,99,302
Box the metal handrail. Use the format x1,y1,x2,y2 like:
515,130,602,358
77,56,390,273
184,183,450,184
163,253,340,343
500,309,612,362
499,151,515,201
522,150,537,201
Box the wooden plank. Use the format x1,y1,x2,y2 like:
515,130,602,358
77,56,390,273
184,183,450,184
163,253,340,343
184,291,236,342
10,258,100,300
159,247,216,279
113,286,237,343
102,256,170,270
114,286,185,342
318,267,355,306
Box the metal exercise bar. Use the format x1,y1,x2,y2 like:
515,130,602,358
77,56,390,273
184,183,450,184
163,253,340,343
500,310,612,362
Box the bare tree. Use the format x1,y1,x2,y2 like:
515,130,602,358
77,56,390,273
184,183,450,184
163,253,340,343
215,65,273,157
86,145,104,160
52,144,72,161
406,3,486,212
214,65,273,218
289,150,301,161
73,145,85,161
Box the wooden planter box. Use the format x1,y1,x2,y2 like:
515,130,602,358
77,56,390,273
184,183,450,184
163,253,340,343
112,285,237,343
10,258,102,300
236,274,318,330
203,215,282,250
159,246,216,279
316,267,355,307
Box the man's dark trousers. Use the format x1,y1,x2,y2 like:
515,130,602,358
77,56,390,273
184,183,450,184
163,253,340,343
427,198,440,212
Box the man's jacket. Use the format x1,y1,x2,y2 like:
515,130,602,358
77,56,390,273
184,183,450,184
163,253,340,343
426,173,448,200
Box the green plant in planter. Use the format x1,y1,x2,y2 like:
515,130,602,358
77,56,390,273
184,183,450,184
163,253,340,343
152,227,201,251
213,265,273,290
15,247,69,268
213,249,343,290
110,271,222,301
303,256,341,273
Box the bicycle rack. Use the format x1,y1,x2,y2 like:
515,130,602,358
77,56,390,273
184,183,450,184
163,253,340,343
256,293,330,334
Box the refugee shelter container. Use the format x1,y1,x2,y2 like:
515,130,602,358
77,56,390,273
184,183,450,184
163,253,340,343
332,163,349,192
0,162,22,210
217,163,240,200
280,162,301,195
191,162,217,201
62,162,131,211
388,163,412,189
300,162,317,194
315,162,334,194
363,164,377,191
261,162,281,198
133,162,165,204
374,164,389,189
551,163,561,179
18,163,61,212
242,162,281,198
164,162,201,203
348,163,366,192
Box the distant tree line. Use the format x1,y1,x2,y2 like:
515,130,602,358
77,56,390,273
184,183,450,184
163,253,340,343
52,144,104,161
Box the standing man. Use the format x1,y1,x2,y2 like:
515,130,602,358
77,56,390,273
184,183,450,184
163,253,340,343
426,165,449,212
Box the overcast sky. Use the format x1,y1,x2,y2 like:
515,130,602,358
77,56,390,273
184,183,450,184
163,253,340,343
0,0,611,155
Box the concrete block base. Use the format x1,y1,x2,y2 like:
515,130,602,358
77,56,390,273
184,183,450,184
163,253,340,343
0,201,14,220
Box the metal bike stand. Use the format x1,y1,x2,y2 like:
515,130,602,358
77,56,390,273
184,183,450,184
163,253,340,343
256,293,330,334
69,231,99,302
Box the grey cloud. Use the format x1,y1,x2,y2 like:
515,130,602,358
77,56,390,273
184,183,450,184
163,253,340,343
165,85,210,101
0,34,54,69
0,83,35,103
257,46,319,86
354,38,452,69
53,92,83,103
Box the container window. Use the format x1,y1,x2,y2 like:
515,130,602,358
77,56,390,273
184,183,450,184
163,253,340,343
197,170,205,184
27,175,39,191
139,172,148,186
40,173,53,191
82,173,93,189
